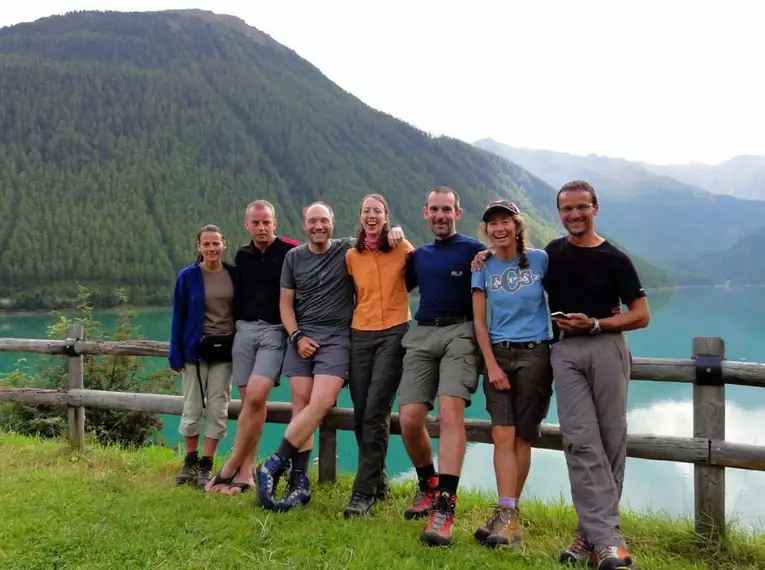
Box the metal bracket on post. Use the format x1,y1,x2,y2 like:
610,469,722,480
63,336,80,358
694,354,723,386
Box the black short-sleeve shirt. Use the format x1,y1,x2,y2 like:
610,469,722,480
544,237,645,319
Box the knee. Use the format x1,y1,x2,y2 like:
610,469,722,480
561,422,599,454
399,406,425,436
244,393,266,413
438,407,465,431
492,426,516,449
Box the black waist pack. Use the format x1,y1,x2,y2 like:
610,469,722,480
197,333,234,363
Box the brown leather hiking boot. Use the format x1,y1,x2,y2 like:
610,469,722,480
421,491,457,547
403,475,438,520
484,505,523,548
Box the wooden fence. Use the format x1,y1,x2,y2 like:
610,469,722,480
2,324,765,541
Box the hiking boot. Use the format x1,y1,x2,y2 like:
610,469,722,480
196,456,214,489
593,546,635,570
475,504,523,548
255,454,290,510
421,491,457,547
344,491,375,518
486,505,523,548
175,453,198,485
403,475,438,520
273,469,311,512
560,533,596,566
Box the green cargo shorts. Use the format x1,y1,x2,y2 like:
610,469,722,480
398,321,481,409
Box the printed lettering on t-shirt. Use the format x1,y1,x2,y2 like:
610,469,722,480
451,270,463,277
488,266,541,294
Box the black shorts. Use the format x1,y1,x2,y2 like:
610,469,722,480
483,341,553,442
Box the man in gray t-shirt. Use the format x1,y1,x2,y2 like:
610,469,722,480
256,200,404,514
280,238,355,331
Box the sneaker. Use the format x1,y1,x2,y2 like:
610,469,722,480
560,533,596,566
255,455,290,510
593,546,635,570
344,491,375,518
175,453,198,485
421,491,457,547
273,469,312,512
196,456,214,489
475,504,523,548
403,475,439,520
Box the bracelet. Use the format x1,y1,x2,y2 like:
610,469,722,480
289,329,305,344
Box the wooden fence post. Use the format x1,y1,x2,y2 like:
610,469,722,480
692,336,726,541
318,422,337,483
67,324,85,451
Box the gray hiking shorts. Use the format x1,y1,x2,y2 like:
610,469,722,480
232,320,287,387
281,326,351,382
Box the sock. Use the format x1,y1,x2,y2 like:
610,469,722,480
499,497,518,509
438,474,460,496
415,464,436,489
275,437,298,462
292,449,311,472
186,451,198,458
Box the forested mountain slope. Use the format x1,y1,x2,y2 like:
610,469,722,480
0,10,667,309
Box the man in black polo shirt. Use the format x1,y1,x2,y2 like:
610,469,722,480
546,181,649,570
205,200,299,495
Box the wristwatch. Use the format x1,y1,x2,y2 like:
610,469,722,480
589,318,601,335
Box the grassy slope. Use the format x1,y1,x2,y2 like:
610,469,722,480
2,434,764,569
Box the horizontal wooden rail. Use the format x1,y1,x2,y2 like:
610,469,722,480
2,387,764,471
3,333,762,542
3,337,765,387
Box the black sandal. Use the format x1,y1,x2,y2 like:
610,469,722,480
206,470,237,489
227,481,252,494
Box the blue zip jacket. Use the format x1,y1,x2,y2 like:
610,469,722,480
168,261,237,371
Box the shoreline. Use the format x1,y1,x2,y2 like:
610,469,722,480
3,283,765,318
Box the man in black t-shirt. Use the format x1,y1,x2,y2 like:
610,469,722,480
546,180,649,570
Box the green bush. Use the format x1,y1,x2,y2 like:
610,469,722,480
0,286,176,446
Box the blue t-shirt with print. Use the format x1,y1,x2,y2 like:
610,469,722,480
471,248,551,343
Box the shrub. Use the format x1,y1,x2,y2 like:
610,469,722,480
0,286,176,446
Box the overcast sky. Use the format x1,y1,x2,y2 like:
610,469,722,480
2,0,763,165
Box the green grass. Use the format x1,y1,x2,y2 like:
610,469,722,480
1,433,764,569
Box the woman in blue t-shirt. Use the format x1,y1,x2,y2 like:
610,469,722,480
470,200,553,549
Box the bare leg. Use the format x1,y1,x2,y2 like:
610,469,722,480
399,403,432,468
492,426,519,499
283,375,343,448
436,395,467,476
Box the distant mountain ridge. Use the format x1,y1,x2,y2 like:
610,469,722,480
642,155,765,201
474,138,765,284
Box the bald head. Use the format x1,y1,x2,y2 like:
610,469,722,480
302,201,334,246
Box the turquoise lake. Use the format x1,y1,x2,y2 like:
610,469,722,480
2,286,765,530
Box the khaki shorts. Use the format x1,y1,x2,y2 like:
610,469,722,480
398,321,481,409
484,342,553,442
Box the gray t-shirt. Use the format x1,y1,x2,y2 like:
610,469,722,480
280,238,355,330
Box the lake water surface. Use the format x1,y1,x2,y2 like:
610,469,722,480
2,286,765,529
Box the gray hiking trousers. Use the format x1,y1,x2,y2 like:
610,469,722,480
551,332,631,550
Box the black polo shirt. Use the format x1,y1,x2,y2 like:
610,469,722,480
233,237,299,324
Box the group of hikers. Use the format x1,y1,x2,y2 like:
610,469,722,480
168,181,650,570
